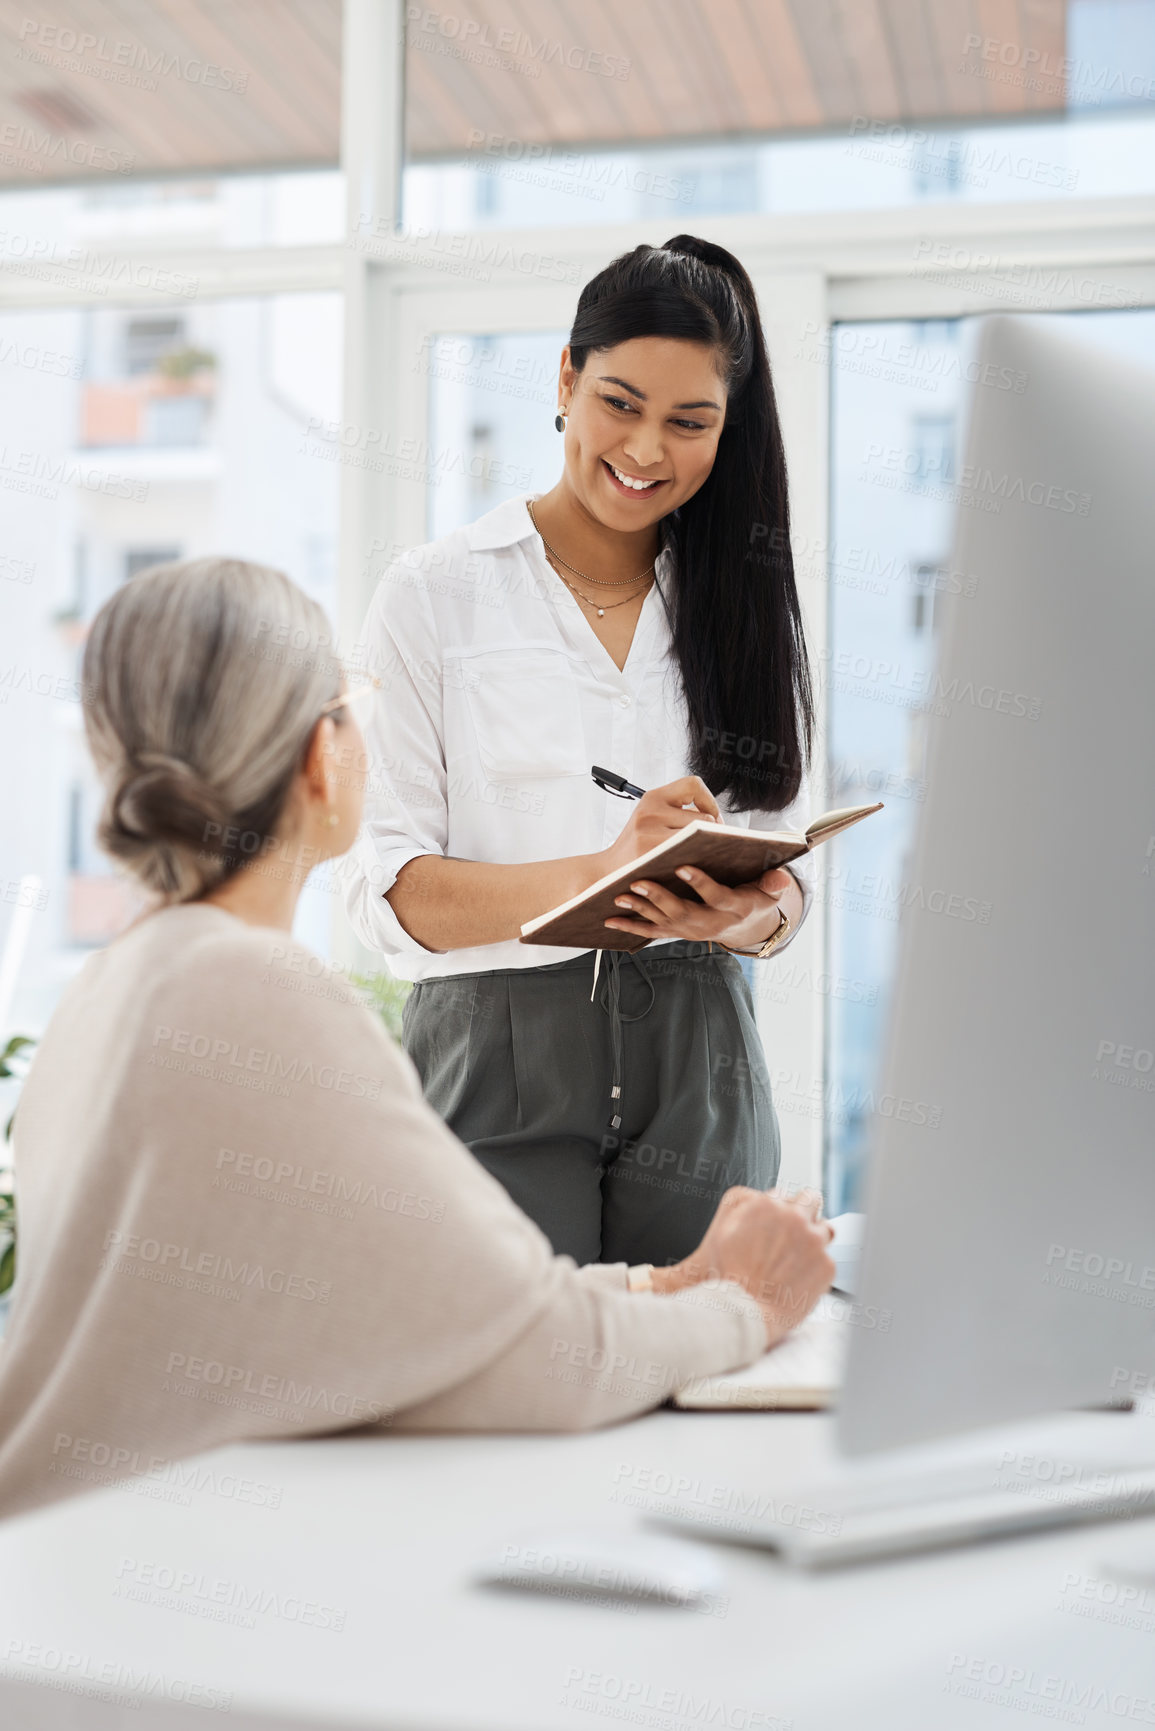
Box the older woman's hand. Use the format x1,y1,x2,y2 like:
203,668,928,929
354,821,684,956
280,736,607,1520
652,1186,836,1348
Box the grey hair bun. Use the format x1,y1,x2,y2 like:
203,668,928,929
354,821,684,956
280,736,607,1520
102,751,232,900
83,556,341,904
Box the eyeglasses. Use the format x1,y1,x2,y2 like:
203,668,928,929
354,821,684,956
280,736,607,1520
318,678,381,730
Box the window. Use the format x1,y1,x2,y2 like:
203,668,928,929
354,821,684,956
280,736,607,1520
69,541,88,620
911,415,956,484
911,137,964,198
425,330,564,540
66,786,83,874
828,322,977,1208
123,317,185,376
0,175,343,1026
911,320,958,347
912,566,944,634
144,395,209,447
827,306,1155,1208
474,170,499,218
637,152,758,218
123,549,181,583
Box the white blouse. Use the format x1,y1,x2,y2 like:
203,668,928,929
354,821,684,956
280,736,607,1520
342,492,813,981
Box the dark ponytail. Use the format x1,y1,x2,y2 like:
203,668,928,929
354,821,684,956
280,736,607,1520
567,235,813,810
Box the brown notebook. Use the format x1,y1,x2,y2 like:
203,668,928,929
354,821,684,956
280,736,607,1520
519,803,884,953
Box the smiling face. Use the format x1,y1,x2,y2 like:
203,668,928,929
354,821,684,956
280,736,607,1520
558,336,729,531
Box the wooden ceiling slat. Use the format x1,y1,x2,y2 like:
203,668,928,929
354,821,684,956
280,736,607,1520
881,0,948,116
405,55,484,158
787,0,866,119
704,0,788,131
1018,0,1067,111
417,57,556,158
405,0,635,157
403,0,503,157
740,0,825,129
576,0,671,136
612,0,704,134
4,0,232,174
924,0,996,118
505,0,701,147
405,11,562,159
83,0,318,167
80,0,335,158
0,0,340,176
657,0,747,136
0,0,1075,187
159,0,341,150
836,0,904,120
513,0,638,141
973,0,1037,114
565,0,689,143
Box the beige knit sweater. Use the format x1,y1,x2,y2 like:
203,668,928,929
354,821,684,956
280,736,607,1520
0,904,765,1520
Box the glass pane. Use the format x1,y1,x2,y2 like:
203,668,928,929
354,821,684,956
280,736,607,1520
425,331,567,539
826,305,1155,1210
0,291,342,1043
0,171,345,293
405,104,1155,231
402,0,1155,229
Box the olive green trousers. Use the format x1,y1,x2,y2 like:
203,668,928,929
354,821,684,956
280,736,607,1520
401,940,780,1268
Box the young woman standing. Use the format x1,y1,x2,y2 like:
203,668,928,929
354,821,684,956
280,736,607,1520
345,235,817,1273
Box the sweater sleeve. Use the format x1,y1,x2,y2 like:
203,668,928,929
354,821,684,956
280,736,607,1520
576,1261,629,1291
133,932,764,1434
389,1279,764,1432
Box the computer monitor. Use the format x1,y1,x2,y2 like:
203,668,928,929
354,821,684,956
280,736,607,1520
837,314,1155,1456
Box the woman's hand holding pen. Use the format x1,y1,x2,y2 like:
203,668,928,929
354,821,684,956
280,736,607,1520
651,1186,836,1348
596,774,797,950
597,775,722,871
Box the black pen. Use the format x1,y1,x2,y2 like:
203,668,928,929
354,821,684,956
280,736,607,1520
591,765,647,801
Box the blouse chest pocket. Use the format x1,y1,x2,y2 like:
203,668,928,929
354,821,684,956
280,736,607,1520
455,648,588,781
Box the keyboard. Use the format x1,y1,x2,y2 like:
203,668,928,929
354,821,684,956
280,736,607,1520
654,1457,1155,1568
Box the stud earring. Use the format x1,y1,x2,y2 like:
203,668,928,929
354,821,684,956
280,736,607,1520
326,812,339,827
554,410,567,433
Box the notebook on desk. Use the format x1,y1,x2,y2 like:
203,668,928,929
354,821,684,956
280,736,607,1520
674,1292,849,1412
673,1215,864,1411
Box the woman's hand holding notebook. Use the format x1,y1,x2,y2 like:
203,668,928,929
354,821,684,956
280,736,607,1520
520,804,883,952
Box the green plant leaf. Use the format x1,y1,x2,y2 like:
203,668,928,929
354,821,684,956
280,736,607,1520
156,345,216,379
349,973,412,1042
0,1238,14,1296
0,1034,35,1080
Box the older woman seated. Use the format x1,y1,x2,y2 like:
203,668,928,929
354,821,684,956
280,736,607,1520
0,557,833,1521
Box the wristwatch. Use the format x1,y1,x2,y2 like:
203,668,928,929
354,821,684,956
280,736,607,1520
725,904,792,960
626,1263,655,1293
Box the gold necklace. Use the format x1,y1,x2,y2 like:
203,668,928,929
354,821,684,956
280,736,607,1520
554,566,654,618
527,498,656,588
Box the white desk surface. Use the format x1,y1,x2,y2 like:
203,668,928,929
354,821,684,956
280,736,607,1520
1,1405,1154,1731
